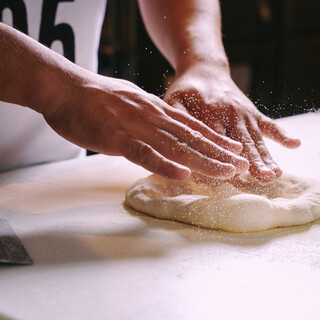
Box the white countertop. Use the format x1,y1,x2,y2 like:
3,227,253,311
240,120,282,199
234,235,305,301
0,112,319,320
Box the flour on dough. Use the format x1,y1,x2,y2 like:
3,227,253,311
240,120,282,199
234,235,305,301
125,173,320,232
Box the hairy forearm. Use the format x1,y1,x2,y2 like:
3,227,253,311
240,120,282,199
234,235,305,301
138,0,229,74
0,22,84,113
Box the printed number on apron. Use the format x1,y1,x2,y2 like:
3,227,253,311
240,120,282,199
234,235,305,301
0,0,75,62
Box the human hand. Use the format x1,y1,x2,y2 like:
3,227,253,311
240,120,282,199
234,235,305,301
41,70,249,180
164,63,301,182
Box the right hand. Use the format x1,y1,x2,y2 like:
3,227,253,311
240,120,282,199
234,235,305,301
42,72,249,180
164,63,301,182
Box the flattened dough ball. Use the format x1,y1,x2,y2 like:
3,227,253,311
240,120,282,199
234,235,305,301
125,173,320,232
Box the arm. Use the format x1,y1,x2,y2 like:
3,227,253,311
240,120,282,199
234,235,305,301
138,0,301,182
0,22,249,180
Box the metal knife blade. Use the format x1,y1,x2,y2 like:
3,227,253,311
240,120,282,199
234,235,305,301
0,219,33,265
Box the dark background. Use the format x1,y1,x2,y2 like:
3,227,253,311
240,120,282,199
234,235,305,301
98,0,320,119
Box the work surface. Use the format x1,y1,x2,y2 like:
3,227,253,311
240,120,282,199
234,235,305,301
0,112,320,320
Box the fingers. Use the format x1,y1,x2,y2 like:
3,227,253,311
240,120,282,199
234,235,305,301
149,126,248,176
164,102,243,155
165,97,288,182
118,134,236,180
259,117,301,148
246,118,282,178
119,134,191,180
164,83,300,183
229,120,278,182
130,109,249,176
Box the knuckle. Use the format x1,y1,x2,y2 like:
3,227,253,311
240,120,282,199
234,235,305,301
124,138,175,176
137,144,153,162
192,129,204,140
255,140,268,153
141,100,164,116
187,129,204,145
241,138,255,147
127,141,153,162
169,140,189,160
178,129,206,154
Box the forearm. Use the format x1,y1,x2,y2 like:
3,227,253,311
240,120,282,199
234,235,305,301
0,22,84,113
137,0,229,75
144,1,300,182
0,21,251,180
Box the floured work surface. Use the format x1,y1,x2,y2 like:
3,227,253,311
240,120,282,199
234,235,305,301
126,172,320,232
0,112,320,320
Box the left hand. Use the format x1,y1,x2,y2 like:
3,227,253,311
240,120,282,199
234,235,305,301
165,62,301,182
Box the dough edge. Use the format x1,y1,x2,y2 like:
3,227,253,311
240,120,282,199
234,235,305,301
125,173,320,233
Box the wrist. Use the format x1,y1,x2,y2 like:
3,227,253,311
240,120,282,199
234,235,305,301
175,50,230,78
29,55,88,116
175,53,231,81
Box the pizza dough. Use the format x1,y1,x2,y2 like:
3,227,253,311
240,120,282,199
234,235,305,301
125,173,320,232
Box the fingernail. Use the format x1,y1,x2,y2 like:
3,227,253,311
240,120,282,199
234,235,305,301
261,167,276,181
262,166,276,174
251,165,276,182
271,165,282,177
